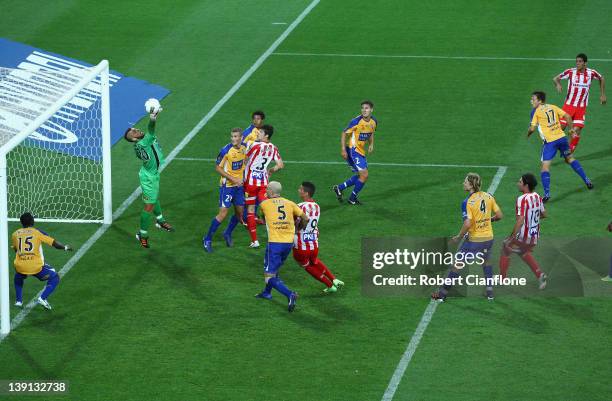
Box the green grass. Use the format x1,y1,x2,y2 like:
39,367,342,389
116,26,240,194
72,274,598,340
1,0,611,400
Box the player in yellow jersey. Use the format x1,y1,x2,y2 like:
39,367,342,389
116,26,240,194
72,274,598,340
432,173,503,302
239,111,266,226
255,181,308,312
203,128,247,252
241,110,265,146
11,213,72,310
528,91,593,203
333,100,377,205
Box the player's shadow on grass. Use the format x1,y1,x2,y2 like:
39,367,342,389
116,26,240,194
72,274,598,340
304,295,360,323
457,300,552,335
5,334,56,377
577,146,612,162
526,297,606,325
118,189,210,221
320,179,446,213
547,171,612,205
45,242,151,376
367,179,446,203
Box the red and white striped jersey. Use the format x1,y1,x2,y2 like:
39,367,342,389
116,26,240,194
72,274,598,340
244,141,281,186
558,67,603,107
515,192,545,245
294,201,320,251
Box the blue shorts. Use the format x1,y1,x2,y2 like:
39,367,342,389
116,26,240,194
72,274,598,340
541,137,571,161
264,242,293,275
16,264,57,281
458,239,494,264
219,185,245,208
346,146,368,172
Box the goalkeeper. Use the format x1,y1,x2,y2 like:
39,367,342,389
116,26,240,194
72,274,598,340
124,106,174,248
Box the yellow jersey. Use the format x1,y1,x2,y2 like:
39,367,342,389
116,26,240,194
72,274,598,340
260,197,304,243
345,115,377,156
530,104,566,143
241,124,261,147
216,143,246,187
11,227,55,275
462,191,500,242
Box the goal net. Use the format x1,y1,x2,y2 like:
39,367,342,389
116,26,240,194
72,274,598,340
0,60,111,336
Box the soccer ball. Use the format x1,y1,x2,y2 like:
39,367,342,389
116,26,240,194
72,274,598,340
144,98,161,114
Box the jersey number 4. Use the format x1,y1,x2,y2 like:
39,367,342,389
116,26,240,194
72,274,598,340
479,199,486,213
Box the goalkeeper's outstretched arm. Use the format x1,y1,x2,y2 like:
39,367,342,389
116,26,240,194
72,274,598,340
52,240,72,252
148,109,162,133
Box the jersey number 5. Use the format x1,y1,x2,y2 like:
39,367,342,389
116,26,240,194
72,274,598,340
277,205,286,220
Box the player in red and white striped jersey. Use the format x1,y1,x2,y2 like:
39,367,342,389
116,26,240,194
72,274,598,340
553,53,606,152
292,182,344,293
499,173,548,289
244,125,283,248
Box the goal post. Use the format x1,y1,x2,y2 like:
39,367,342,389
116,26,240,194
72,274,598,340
0,60,112,336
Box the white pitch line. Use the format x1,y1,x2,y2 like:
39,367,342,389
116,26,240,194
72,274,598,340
273,52,612,62
0,0,320,344
174,157,503,169
380,165,507,401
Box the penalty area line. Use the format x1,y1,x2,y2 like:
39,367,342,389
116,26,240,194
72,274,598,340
272,52,612,62
174,157,505,169
0,0,321,344
380,165,507,401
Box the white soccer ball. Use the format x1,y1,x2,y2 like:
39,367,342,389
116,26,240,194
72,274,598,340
144,98,161,114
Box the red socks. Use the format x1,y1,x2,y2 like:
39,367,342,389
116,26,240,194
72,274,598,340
316,260,335,281
521,253,542,278
500,253,541,278
247,212,257,242
570,133,581,152
499,255,510,279
305,264,333,287
303,260,336,288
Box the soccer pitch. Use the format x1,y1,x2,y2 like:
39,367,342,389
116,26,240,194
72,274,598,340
1,0,611,400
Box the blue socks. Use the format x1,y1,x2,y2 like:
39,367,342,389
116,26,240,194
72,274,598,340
570,160,590,184
40,272,59,300
439,270,461,297
224,215,240,236
541,171,551,196
338,175,359,191
205,217,221,241
541,160,590,198
483,265,494,290
349,179,366,202
14,273,25,303
267,276,293,298
14,271,59,302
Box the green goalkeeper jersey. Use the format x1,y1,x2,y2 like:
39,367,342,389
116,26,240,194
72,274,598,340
134,119,165,175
